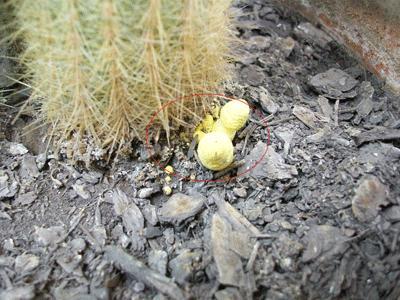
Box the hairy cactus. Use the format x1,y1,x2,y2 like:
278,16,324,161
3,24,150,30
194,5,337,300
15,0,234,159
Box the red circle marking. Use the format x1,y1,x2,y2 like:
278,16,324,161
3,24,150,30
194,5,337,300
145,93,270,183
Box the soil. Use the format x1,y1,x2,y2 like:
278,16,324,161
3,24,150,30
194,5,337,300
1,0,400,299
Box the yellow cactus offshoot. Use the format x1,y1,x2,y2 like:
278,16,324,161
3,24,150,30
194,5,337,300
195,99,249,171
165,175,172,184
164,165,174,175
220,100,250,131
197,132,234,171
163,185,172,196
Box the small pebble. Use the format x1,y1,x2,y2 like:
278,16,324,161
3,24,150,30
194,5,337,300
138,187,156,199
8,143,29,156
164,228,175,245
233,187,247,198
70,238,86,253
148,249,168,275
352,176,388,222
15,254,40,273
133,282,145,293
36,153,47,170
3,238,14,251
158,193,205,224
343,228,356,237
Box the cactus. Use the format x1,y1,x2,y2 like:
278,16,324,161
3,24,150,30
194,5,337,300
15,0,234,159
1,1,20,90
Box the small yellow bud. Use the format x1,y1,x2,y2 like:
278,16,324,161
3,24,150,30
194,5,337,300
220,100,250,131
190,173,196,181
164,165,174,175
165,176,172,183
194,113,216,142
197,132,234,171
201,114,215,133
163,185,172,196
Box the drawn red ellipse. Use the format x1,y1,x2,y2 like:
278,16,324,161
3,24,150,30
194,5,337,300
145,93,270,183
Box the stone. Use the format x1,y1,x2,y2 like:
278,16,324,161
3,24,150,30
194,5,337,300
292,105,319,129
309,68,358,99
56,253,83,276
7,142,29,156
278,36,296,57
19,155,39,181
70,238,86,253
233,187,247,198
148,250,168,275
15,254,40,273
294,22,333,48
35,153,47,170
352,176,389,222
0,286,35,300
238,142,297,180
112,189,144,233
240,65,265,86
14,191,37,206
133,282,145,293
169,249,201,285
259,88,279,114
158,193,205,224
72,181,91,200
142,204,159,226
34,226,66,247
215,288,242,300
354,81,374,124
245,35,271,51
383,206,400,222
302,225,348,262
274,128,294,157
82,171,102,184
138,187,157,199
0,170,19,199
143,227,163,238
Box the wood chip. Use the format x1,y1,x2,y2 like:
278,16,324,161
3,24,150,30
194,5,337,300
317,96,333,120
112,189,144,234
211,213,246,287
212,192,260,236
354,127,400,146
292,105,319,129
105,246,187,300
